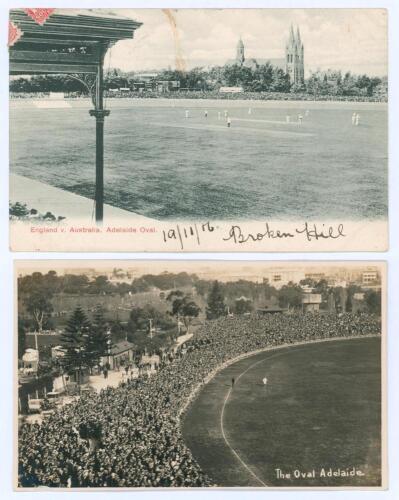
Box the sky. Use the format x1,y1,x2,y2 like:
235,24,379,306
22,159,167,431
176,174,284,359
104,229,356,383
103,9,388,76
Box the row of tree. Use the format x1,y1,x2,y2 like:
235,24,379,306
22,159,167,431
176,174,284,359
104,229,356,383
9,64,387,98
18,280,225,361
156,64,291,92
17,270,327,305
18,270,199,298
18,271,382,336
18,278,381,374
117,276,382,327
305,70,386,98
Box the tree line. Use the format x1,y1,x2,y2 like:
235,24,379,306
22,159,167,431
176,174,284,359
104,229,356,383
9,64,387,98
18,272,381,363
17,270,285,302
18,272,381,325
18,275,382,385
17,270,200,297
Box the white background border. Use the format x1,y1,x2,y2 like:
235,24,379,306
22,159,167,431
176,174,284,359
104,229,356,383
1,1,398,499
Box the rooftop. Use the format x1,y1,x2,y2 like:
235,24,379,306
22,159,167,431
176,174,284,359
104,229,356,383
10,8,142,38
110,340,135,355
9,9,142,75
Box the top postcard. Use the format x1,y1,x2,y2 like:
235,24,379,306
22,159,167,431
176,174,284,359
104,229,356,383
9,8,388,252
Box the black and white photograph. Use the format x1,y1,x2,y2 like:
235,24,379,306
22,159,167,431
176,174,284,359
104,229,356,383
8,7,388,251
16,261,386,489
2,1,399,499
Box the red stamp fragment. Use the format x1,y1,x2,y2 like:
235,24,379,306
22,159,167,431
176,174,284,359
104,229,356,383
8,21,23,47
24,8,55,25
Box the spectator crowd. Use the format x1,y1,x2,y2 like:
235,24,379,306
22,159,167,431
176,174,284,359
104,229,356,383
101,90,387,103
9,90,387,103
18,312,380,488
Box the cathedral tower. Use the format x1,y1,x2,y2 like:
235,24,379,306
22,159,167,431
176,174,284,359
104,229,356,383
236,37,245,66
285,25,304,85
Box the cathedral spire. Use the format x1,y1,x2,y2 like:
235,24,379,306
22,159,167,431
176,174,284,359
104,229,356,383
296,26,301,44
286,24,305,85
289,24,295,43
236,36,245,65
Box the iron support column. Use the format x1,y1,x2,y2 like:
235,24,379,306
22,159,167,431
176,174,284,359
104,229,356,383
89,48,110,224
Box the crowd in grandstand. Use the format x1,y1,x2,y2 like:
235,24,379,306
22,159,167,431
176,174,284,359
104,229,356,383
104,90,387,102
9,90,387,103
10,92,51,99
18,312,380,488
101,90,387,102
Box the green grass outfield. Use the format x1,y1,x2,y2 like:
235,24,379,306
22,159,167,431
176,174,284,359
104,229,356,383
10,100,387,221
182,336,381,487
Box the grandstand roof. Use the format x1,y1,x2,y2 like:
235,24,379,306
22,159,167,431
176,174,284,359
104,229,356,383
257,307,286,314
9,8,142,74
110,340,135,355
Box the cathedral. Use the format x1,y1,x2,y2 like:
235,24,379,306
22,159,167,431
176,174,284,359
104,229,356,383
285,25,305,85
229,25,305,85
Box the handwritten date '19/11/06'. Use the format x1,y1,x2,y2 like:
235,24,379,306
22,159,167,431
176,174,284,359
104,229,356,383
162,222,346,249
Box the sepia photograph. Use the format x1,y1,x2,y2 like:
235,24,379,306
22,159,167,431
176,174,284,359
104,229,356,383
8,8,388,251
15,261,386,489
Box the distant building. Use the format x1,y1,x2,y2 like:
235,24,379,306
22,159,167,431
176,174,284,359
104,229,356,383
302,293,322,312
21,349,39,373
359,269,381,292
102,340,135,370
131,72,180,93
305,272,326,282
226,25,304,84
327,278,347,288
227,36,285,72
344,268,381,289
219,86,244,93
236,37,245,65
262,268,305,289
362,270,379,285
134,71,159,82
310,68,342,86
286,25,305,85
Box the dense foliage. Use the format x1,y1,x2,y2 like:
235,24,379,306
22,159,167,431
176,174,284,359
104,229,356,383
60,306,109,376
18,271,382,360
9,65,387,100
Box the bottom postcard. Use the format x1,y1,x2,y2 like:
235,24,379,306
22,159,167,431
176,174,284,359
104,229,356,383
15,260,386,489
